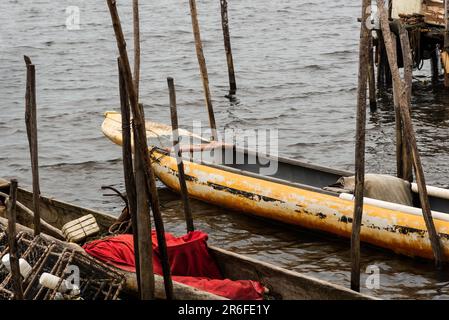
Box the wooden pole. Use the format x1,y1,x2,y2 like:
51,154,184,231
133,122,155,300
444,0,449,87
378,0,444,268
351,0,371,292
118,58,141,297
220,0,237,96
106,0,174,299
367,32,377,111
399,27,414,182
24,56,41,237
167,77,195,233
430,45,439,83
133,0,140,99
390,33,404,180
6,179,24,300
188,0,218,141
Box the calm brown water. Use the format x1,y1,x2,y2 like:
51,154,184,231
1,0,449,299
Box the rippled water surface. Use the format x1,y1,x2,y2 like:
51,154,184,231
1,0,449,299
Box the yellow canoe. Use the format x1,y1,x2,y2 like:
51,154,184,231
102,111,449,261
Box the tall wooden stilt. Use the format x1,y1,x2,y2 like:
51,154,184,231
188,0,218,140
24,56,41,237
378,0,444,269
368,32,377,111
220,0,237,96
351,0,371,292
399,27,414,182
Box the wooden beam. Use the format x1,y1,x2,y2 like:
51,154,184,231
188,0,218,140
368,32,377,111
351,0,371,292
167,77,195,233
24,56,41,237
378,0,444,268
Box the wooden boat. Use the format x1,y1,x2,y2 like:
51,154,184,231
102,111,449,261
0,178,371,300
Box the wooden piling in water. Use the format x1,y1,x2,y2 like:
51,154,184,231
367,32,377,111
188,0,218,141
118,58,141,297
430,45,439,83
220,0,237,96
6,179,24,300
378,0,444,269
24,56,41,237
399,28,414,182
106,0,173,299
444,0,449,87
351,0,371,293
167,77,195,233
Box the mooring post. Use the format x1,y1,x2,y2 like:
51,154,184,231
167,77,195,233
188,0,218,141
106,0,173,299
367,32,377,111
6,179,24,300
24,56,41,237
378,0,444,269
351,0,371,292
220,0,237,96
133,0,140,99
399,27,414,182
118,58,141,297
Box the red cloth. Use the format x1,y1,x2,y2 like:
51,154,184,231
83,231,265,300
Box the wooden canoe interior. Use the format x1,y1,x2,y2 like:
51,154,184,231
0,182,372,300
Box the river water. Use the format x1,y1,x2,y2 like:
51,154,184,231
1,0,449,299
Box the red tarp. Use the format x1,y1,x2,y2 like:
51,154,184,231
83,231,265,300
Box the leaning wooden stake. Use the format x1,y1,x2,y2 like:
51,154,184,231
118,58,141,297
167,77,195,233
106,0,174,299
351,0,371,292
133,0,140,99
6,179,24,300
378,0,444,268
188,0,218,141
24,56,41,237
220,0,237,96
